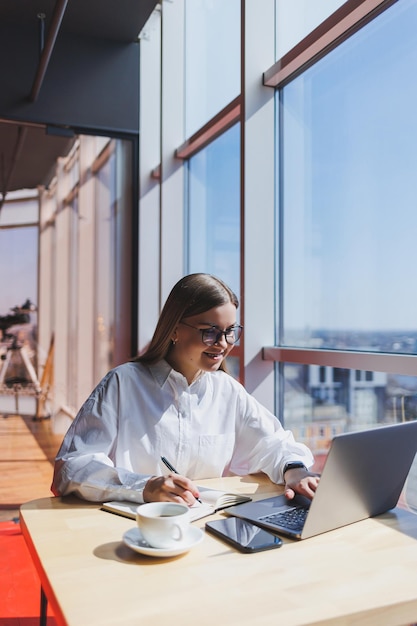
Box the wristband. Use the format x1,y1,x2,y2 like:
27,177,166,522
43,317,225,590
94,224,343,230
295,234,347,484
283,461,307,478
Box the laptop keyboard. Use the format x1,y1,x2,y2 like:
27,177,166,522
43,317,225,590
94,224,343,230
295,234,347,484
259,506,308,532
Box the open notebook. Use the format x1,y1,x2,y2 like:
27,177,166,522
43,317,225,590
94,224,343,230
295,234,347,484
102,486,251,523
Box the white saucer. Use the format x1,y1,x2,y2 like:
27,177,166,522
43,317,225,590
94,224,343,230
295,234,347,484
123,526,204,557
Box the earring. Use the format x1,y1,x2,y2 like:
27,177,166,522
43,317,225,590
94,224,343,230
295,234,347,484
171,338,177,345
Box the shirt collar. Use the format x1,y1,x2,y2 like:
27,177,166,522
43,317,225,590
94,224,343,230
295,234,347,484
148,360,205,389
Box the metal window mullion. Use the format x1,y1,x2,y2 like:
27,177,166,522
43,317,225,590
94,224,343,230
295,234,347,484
276,88,285,423
263,347,417,377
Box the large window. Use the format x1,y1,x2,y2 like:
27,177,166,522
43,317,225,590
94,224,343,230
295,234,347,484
273,0,417,451
139,0,417,446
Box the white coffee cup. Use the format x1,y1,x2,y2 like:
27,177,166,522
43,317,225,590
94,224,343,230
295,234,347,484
136,502,190,549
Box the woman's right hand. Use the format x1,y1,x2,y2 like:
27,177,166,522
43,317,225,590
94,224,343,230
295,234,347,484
143,473,200,506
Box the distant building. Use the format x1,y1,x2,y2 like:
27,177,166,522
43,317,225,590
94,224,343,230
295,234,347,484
284,364,387,455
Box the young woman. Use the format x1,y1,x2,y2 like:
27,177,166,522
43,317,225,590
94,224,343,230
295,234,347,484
52,273,319,505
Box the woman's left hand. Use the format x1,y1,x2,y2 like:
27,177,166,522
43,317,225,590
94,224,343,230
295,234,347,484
283,468,320,500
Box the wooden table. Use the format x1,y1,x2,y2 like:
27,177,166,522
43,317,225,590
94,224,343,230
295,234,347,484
20,474,417,626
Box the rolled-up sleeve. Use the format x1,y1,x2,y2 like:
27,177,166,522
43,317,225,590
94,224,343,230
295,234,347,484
51,372,150,503
229,388,314,483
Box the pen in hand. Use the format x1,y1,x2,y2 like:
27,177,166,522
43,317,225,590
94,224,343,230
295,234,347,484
160,456,202,504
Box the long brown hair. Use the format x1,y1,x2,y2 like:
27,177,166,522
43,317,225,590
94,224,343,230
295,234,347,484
134,273,239,367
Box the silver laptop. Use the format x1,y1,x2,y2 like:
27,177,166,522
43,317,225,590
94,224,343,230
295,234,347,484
225,421,417,540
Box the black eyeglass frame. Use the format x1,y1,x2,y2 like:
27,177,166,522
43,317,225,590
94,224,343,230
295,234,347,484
179,320,243,346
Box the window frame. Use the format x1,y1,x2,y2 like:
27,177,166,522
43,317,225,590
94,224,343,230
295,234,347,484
263,0,399,89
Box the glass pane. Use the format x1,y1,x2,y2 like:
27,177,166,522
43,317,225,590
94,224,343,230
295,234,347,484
187,124,240,301
281,362,417,473
185,0,240,137
280,0,417,354
94,156,115,381
275,0,345,59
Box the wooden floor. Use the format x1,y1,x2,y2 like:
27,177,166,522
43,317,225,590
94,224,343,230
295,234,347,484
0,409,64,522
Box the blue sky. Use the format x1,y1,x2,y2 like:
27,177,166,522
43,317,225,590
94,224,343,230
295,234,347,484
283,0,417,333
0,227,38,315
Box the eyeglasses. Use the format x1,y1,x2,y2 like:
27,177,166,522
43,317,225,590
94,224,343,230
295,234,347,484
179,320,243,346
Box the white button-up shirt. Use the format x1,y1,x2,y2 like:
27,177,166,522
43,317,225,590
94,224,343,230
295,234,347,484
52,360,313,503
